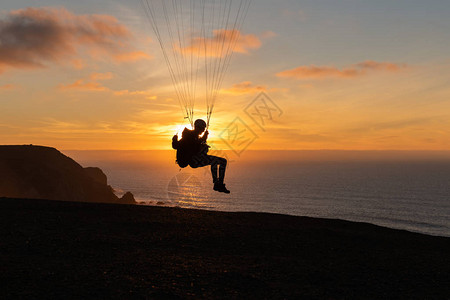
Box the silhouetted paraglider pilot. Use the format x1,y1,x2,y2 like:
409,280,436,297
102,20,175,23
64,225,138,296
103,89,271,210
172,119,230,193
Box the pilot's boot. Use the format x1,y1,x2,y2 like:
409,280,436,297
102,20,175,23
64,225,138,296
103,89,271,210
213,181,230,194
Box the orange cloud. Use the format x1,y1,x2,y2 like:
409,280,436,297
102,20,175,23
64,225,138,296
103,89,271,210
59,79,108,92
70,59,85,70
59,72,113,92
113,90,156,100
277,61,407,80
221,81,266,95
58,72,156,99
356,61,406,72
113,51,152,62
89,72,114,81
180,29,261,57
0,84,15,91
0,7,150,74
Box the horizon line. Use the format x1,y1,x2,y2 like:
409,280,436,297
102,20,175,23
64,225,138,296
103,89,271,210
62,149,450,152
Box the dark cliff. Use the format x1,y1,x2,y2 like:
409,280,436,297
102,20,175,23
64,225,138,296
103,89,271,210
0,145,135,204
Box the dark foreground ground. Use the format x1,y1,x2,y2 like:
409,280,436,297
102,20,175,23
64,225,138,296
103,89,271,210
1,198,449,299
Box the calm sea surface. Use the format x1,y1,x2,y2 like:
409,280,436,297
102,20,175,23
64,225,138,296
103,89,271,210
68,151,450,237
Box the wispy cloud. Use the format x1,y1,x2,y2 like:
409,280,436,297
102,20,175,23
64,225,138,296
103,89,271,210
58,72,113,92
220,81,266,95
344,117,442,134
0,84,16,91
113,51,153,62
277,61,407,80
113,90,157,100
58,72,156,99
35,117,164,136
180,29,262,57
89,72,114,81
58,79,108,92
261,31,277,39
0,7,151,74
70,59,85,70
282,9,307,22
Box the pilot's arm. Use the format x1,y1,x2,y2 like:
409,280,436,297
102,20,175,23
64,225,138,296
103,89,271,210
172,135,180,149
200,130,209,143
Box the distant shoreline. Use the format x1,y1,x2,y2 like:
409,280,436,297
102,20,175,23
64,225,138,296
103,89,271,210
2,197,449,299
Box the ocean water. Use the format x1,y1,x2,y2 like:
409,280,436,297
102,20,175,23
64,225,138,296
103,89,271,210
68,151,450,237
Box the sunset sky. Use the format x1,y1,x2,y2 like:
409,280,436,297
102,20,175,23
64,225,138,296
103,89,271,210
1,0,450,150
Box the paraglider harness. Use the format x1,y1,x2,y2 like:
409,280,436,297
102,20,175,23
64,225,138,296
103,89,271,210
172,128,208,168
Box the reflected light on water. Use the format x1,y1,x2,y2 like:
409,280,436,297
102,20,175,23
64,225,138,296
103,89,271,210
167,171,212,209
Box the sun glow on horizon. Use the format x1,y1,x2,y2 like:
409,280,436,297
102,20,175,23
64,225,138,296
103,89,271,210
1,2,450,151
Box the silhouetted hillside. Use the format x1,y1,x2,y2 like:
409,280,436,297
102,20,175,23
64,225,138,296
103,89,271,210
0,145,135,204
1,198,449,299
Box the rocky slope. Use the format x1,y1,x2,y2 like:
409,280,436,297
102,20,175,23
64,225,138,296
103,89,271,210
0,145,135,204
